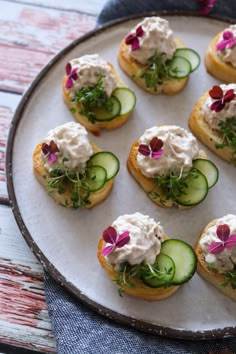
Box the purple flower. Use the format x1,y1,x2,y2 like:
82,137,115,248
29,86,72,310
125,25,144,51
42,140,59,164
208,224,236,254
138,137,164,159
209,85,235,112
101,226,130,256
198,0,216,15
65,62,78,89
216,30,236,51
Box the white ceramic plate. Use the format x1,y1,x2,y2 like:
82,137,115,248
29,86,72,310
6,14,236,339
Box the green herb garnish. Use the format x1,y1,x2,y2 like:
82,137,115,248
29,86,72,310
221,267,236,289
216,116,236,163
72,74,113,123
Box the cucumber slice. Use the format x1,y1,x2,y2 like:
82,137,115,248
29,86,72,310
193,159,219,189
174,48,200,72
168,56,191,78
141,253,175,288
92,96,121,121
84,165,107,191
87,152,120,180
175,169,208,206
112,87,136,115
161,239,197,285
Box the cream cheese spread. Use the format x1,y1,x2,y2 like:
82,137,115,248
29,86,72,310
68,54,117,96
128,17,176,65
43,121,93,172
202,84,236,131
137,125,199,178
216,25,236,68
199,214,236,273
105,212,164,267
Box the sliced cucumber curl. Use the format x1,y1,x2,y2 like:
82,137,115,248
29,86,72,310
87,151,120,182
168,48,201,79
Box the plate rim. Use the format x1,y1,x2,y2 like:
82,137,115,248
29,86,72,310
6,11,236,340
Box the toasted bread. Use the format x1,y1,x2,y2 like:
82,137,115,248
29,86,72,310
97,237,179,301
63,63,132,136
205,32,236,83
118,38,188,95
33,142,114,209
127,139,208,209
189,92,235,163
195,219,236,302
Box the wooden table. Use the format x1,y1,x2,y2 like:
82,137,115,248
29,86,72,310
0,1,106,352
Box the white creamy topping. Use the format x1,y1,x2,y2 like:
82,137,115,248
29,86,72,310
199,214,236,273
137,125,199,178
202,84,236,131
128,17,176,65
216,25,236,68
105,212,164,267
68,54,117,96
43,121,93,172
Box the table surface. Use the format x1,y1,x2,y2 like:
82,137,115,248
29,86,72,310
0,1,106,353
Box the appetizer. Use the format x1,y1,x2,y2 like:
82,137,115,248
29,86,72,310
118,16,200,95
189,83,236,164
195,214,236,302
63,54,136,135
33,121,120,208
97,212,197,300
127,125,219,208
205,24,236,83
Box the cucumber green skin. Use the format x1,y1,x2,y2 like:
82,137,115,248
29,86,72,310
141,253,175,288
87,151,120,181
192,159,219,189
85,165,107,192
160,239,197,285
168,56,191,79
92,96,121,122
174,48,201,72
112,87,136,115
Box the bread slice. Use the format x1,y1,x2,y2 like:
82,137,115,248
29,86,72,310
118,38,188,95
33,142,113,209
63,63,132,136
97,237,179,301
195,219,236,302
127,139,208,209
205,32,236,83
189,92,235,163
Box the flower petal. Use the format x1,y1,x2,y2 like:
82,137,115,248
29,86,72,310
138,144,151,156
223,89,235,102
225,235,236,248
101,245,114,256
102,226,117,244
42,143,49,155
216,39,229,51
71,72,78,81
151,149,163,159
131,37,140,51
65,62,72,76
228,38,236,48
208,241,225,254
210,100,225,112
125,33,135,45
199,0,216,14
209,85,223,99
48,153,57,164
49,140,59,153
150,137,163,152
216,224,230,241
65,78,73,89
116,231,130,248
136,25,144,37
223,31,233,40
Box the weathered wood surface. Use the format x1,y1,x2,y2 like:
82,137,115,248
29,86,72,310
0,0,103,352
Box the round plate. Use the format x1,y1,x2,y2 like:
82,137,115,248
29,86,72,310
6,14,236,339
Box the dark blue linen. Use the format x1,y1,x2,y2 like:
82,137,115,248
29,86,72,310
44,1,236,353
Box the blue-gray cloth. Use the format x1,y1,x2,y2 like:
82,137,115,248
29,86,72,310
44,1,236,353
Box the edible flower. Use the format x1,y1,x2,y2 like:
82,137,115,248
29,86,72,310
42,140,59,164
101,226,130,256
198,0,216,15
65,62,78,89
216,31,236,51
125,25,144,51
209,85,235,112
138,137,164,159
208,224,236,254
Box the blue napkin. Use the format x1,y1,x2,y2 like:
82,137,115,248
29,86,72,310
45,1,236,353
